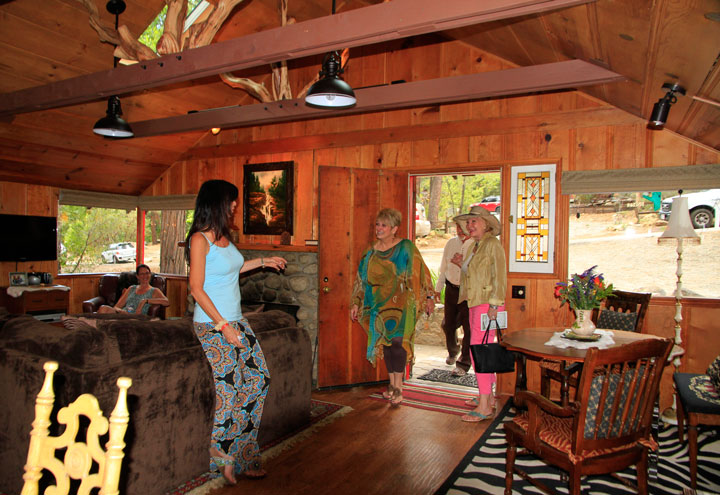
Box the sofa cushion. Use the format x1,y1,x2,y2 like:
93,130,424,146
245,309,297,334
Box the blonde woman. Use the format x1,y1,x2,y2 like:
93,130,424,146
350,207,435,405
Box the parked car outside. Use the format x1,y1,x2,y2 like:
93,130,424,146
471,195,501,213
415,203,431,237
659,189,720,229
101,242,136,263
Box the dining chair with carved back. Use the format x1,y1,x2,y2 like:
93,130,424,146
504,337,673,495
540,290,652,406
21,361,132,495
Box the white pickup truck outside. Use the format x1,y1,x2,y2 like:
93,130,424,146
101,242,136,263
659,189,720,229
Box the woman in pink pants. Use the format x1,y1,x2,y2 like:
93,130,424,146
451,206,506,422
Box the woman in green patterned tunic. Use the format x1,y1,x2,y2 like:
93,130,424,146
350,208,435,405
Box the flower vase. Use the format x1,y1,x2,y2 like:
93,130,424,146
572,308,596,336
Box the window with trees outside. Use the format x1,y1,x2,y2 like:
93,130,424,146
568,191,719,299
58,205,192,276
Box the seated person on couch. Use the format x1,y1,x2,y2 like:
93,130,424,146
98,264,169,316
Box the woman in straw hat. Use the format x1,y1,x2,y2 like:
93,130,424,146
451,205,506,422
350,207,435,406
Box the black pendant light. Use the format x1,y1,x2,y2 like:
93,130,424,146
304,0,356,109
305,51,356,108
93,0,133,138
648,82,686,130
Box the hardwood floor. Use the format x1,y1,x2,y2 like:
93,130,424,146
209,384,507,495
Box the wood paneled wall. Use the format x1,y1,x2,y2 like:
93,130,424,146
143,41,719,406
2,41,718,406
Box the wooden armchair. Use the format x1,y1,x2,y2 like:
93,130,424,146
540,290,652,406
22,361,132,495
504,338,672,495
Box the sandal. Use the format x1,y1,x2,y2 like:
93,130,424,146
460,410,492,423
451,367,467,376
382,385,396,400
211,455,237,485
245,458,266,479
464,397,480,407
390,388,404,406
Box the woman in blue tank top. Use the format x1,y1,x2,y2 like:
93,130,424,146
186,179,286,485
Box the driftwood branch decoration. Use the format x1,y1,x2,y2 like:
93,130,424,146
75,0,245,60
76,0,350,106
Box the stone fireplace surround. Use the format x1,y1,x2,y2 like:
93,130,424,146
239,249,319,380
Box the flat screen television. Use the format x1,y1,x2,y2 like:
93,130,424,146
0,214,58,262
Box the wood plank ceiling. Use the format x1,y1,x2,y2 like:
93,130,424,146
0,0,718,195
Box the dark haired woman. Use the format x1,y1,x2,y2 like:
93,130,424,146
350,207,434,406
97,263,169,315
186,179,286,485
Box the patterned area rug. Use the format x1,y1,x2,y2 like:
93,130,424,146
369,382,479,415
436,402,720,494
417,368,478,388
165,399,352,495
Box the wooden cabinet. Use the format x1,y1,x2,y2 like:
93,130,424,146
1,286,70,317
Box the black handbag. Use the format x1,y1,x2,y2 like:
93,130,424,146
470,318,516,373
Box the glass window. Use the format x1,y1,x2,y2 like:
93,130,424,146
58,205,137,274
144,209,192,276
568,191,719,299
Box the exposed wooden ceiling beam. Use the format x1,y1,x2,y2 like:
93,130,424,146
130,60,625,137
181,107,641,160
0,0,595,117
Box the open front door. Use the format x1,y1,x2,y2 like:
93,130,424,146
317,166,408,388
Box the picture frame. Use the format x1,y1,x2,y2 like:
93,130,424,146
243,161,294,236
9,272,27,286
508,163,557,274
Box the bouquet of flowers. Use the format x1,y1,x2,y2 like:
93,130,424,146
554,266,614,310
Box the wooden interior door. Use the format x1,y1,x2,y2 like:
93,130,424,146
317,166,408,388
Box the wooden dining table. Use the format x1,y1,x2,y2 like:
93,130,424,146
501,327,662,406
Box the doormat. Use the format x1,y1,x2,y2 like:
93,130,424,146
164,399,352,495
417,368,478,388
369,381,478,415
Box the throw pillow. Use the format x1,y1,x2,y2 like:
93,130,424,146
707,355,720,391
597,309,638,332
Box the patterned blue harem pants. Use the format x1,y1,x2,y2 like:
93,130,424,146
194,318,270,475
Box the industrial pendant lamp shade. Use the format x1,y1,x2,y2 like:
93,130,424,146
92,0,133,138
649,82,686,129
305,52,356,108
93,96,133,138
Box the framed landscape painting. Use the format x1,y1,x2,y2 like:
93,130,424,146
243,161,294,236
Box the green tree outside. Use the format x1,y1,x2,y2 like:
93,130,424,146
139,0,205,52
59,206,136,273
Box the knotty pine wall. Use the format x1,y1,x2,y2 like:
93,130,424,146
142,42,720,405
2,40,719,404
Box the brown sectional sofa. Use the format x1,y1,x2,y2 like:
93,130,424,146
0,308,311,495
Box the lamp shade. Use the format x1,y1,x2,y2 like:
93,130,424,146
305,51,356,108
93,96,133,138
305,77,356,108
658,196,700,244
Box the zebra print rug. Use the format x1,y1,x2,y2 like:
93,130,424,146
436,402,720,494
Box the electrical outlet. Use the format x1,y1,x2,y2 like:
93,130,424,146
512,285,526,299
